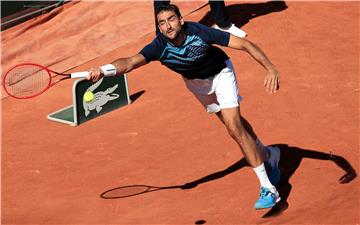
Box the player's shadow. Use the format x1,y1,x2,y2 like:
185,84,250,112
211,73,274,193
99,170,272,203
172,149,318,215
102,144,356,214
261,144,357,218
198,1,288,28
181,144,357,218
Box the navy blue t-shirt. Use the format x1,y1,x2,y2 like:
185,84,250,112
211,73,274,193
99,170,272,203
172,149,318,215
139,22,230,79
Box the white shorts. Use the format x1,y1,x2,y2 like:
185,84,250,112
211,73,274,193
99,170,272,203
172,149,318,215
183,59,242,114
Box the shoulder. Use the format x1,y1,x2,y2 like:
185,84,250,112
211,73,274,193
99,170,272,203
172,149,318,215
185,21,230,45
149,34,167,48
185,22,213,34
141,35,167,53
139,35,167,62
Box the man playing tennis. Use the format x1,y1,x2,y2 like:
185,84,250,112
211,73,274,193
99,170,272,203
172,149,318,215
88,4,281,210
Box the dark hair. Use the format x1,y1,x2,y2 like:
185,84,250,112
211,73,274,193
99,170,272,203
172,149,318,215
155,4,182,19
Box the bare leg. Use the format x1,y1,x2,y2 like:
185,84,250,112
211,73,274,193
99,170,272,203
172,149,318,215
217,107,264,167
216,109,269,163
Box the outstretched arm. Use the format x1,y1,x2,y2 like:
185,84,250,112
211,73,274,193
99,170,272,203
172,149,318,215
227,35,280,94
87,53,147,82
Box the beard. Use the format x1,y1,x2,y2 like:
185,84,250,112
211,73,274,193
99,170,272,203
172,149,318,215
164,28,181,41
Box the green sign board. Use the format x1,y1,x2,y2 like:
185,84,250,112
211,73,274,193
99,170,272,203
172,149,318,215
48,74,130,126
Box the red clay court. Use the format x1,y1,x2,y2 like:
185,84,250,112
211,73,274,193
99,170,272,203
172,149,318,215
1,1,359,224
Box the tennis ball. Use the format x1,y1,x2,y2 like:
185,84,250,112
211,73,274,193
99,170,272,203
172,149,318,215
83,91,94,102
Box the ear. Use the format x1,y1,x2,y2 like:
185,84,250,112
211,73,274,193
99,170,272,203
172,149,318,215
180,16,184,25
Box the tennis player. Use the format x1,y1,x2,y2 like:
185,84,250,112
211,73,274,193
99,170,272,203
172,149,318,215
88,4,281,209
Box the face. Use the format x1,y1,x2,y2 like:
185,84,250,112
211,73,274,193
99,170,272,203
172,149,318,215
157,10,184,40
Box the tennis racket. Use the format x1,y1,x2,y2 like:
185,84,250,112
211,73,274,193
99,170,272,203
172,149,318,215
2,63,90,99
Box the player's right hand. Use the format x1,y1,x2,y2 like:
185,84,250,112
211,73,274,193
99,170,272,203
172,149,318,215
264,68,280,94
87,67,104,82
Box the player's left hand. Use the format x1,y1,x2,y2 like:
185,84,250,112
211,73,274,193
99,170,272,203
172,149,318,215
264,68,280,94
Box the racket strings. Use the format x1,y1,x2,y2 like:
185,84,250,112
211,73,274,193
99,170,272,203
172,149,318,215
4,65,51,98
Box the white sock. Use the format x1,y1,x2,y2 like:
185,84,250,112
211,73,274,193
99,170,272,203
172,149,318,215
253,163,274,189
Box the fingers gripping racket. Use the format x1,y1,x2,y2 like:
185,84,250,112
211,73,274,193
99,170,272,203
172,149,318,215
2,63,89,99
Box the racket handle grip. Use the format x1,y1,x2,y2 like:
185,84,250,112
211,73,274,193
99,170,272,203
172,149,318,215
70,71,90,79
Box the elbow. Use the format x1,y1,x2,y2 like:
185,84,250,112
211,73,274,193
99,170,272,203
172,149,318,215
228,35,250,51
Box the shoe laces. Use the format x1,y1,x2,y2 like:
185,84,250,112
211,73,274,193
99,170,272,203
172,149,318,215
259,187,274,198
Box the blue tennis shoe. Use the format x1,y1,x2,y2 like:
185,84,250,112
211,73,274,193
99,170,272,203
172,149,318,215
254,186,281,210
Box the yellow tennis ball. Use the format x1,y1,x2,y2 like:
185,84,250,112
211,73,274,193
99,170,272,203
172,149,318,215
83,91,94,102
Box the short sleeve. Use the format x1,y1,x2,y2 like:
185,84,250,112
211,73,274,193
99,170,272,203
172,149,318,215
139,37,163,63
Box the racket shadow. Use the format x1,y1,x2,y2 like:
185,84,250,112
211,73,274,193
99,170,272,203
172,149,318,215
100,184,183,199
100,158,249,199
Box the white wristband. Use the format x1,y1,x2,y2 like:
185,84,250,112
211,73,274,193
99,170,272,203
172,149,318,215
99,64,117,76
